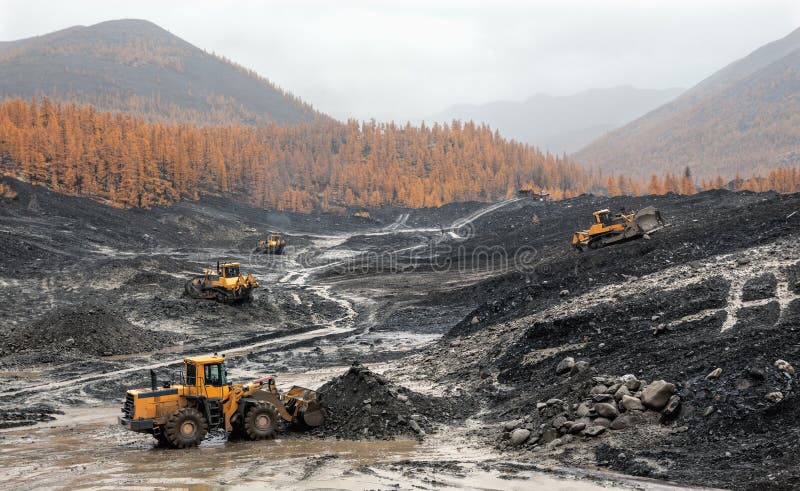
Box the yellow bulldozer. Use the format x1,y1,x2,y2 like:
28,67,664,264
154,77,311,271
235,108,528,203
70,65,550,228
184,262,259,303
119,354,325,448
572,206,665,251
256,232,286,255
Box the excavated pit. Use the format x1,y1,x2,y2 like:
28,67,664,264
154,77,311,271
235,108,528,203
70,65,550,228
1,178,800,489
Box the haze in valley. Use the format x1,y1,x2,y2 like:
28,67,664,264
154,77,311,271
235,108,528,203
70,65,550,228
1,0,799,126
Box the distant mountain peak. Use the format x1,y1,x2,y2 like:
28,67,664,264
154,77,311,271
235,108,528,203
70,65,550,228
0,19,323,125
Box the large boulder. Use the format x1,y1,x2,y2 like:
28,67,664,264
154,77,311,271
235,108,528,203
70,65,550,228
510,428,531,445
584,425,606,437
641,380,676,410
621,374,641,391
621,394,645,411
610,415,631,430
662,395,682,417
556,357,575,375
594,402,619,419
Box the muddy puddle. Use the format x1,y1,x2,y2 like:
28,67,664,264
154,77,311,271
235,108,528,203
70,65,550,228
0,406,659,490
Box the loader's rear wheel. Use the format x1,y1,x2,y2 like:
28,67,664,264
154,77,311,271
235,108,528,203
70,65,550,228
164,407,208,448
243,402,279,440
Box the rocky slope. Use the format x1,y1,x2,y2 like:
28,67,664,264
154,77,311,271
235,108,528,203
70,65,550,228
406,190,800,489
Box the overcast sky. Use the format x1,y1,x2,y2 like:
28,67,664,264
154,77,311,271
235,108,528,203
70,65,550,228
2,0,799,121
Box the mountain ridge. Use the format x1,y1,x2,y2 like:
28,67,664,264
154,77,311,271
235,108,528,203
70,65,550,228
0,19,322,126
576,26,800,179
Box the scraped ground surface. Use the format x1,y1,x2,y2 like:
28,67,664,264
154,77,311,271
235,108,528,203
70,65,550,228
0,178,798,490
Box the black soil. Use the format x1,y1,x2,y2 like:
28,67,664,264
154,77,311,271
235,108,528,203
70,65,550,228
1,304,182,358
315,362,474,440
413,190,800,490
3,177,800,489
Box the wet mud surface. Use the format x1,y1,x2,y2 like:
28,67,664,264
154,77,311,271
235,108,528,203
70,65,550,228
1,178,798,489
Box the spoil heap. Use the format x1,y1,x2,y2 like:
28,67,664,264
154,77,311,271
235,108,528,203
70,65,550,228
1,304,179,357
315,362,470,440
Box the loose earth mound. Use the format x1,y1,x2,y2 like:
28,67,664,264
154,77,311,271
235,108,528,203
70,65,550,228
1,304,181,357
315,362,472,440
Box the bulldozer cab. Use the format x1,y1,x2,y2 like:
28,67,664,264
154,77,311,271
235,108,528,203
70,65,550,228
594,209,631,227
184,355,230,400
219,263,240,278
594,209,612,225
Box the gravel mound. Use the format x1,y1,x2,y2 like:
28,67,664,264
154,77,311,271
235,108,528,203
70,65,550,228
315,362,470,440
1,304,181,356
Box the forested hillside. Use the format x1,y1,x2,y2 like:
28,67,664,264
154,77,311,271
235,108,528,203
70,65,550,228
576,27,800,179
0,19,321,126
0,98,592,210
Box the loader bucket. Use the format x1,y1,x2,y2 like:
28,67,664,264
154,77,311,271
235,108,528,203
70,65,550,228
299,402,326,427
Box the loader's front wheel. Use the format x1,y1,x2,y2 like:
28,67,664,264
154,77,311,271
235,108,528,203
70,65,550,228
164,408,208,448
243,402,279,440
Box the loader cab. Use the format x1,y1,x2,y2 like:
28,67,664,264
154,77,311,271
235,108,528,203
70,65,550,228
184,355,230,399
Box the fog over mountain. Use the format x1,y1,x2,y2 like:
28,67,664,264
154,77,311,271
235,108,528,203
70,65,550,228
577,26,800,179
1,1,797,121
431,86,683,154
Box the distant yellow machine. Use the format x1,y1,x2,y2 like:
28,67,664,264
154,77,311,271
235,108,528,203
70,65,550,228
256,232,286,255
184,262,259,303
119,354,325,448
572,206,664,250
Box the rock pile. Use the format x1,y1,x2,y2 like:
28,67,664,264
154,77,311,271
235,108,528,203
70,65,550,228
501,363,680,449
1,304,181,357
315,362,469,440
0,404,63,429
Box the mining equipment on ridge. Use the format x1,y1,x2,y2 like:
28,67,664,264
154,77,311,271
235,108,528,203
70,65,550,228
572,206,665,250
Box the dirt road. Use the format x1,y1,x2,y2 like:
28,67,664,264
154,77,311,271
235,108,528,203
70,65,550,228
2,179,798,489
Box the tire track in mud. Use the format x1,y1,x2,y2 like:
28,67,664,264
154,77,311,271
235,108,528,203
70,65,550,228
299,197,525,275
494,238,800,345
6,198,521,406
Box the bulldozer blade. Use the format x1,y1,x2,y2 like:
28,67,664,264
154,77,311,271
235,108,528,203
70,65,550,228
597,206,665,247
630,206,664,234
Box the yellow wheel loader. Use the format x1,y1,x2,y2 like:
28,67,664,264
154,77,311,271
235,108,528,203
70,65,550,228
184,262,258,304
256,232,286,255
572,206,665,251
119,354,325,448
